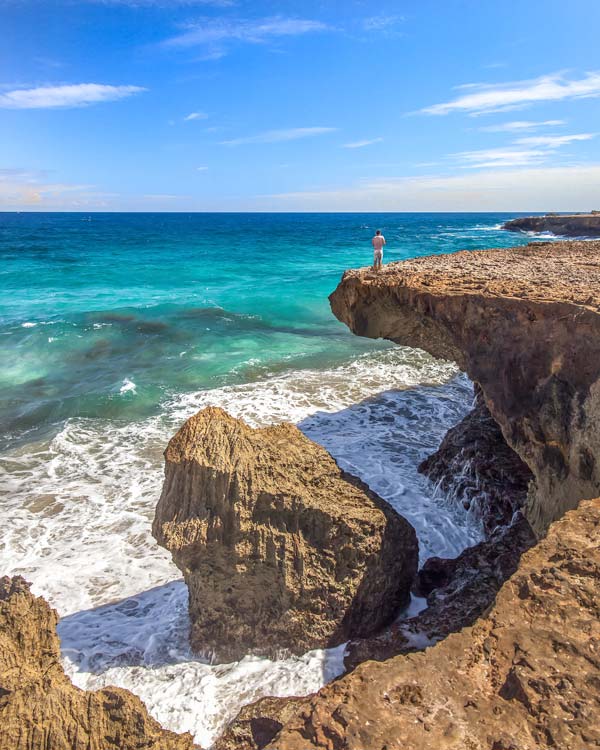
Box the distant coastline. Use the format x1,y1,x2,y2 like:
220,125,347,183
504,212,600,237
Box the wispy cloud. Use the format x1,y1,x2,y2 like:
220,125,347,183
196,166,208,171
342,137,383,149
184,111,208,121
454,147,547,169
88,1,236,6
479,119,566,132
420,72,600,115
220,126,337,146
362,15,404,33
0,83,145,109
514,133,595,148
453,132,595,169
163,16,329,53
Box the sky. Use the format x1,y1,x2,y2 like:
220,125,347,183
2,0,600,211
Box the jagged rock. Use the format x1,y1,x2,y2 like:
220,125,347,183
252,498,600,750
504,213,600,236
419,386,533,534
0,576,197,750
152,407,418,662
330,240,600,535
344,512,536,669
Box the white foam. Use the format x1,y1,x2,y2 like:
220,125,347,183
0,347,482,746
21,321,36,328
119,378,137,395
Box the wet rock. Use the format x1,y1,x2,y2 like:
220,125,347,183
330,240,600,535
152,407,418,662
418,386,533,534
0,576,197,750
345,512,536,668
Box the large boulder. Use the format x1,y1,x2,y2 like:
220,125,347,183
0,576,197,750
152,407,418,662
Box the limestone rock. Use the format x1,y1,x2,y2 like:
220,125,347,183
0,575,197,750
330,240,600,534
152,407,418,662
504,212,600,236
419,386,533,534
259,498,600,750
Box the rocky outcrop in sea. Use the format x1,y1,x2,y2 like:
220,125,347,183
504,212,600,236
0,576,197,750
152,406,418,662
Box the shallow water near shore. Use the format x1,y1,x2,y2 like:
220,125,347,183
0,212,534,745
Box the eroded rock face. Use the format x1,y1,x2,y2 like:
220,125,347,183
0,576,197,750
152,407,418,662
419,386,533,534
250,498,600,750
330,240,600,535
504,213,600,236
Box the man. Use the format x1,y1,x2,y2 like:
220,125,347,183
372,229,386,271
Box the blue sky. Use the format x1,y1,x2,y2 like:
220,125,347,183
2,0,600,211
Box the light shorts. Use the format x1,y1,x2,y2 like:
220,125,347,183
373,248,383,262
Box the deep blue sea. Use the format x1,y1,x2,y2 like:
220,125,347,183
0,212,534,744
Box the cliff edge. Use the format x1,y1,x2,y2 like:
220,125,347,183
329,240,600,535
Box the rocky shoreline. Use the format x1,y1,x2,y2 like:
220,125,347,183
504,212,600,236
4,239,600,749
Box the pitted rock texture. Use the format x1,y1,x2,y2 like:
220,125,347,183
419,386,533,534
251,498,600,750
0,576,197,750
504,213,600,236
152,407,418,662
330,240,600,535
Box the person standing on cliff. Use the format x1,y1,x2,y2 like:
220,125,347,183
372,229,386,271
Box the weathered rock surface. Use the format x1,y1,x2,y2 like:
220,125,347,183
0,575,197,750
231,497,600,750
344,512,536,670
419,386,533,534
330,240,600,535
504,212,600,236
152,406,418,662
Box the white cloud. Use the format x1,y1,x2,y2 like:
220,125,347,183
196,166,208,171
184,111,208,121
263,165,600,212
88,1,235,5
342,137,383,149
454,147,547,169
514,133,595,148
0,83,145,109
163,16,329,50
479,119,566,132
220,126,337,146
420,72,600,115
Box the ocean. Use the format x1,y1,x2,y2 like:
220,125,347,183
0,212,533,745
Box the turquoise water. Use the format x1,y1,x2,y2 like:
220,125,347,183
0,212,531,445
0,212,535,744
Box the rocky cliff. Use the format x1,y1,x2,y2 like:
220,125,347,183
504,212,600,236
152,406,418,662
0,576,197,750
329,240,600,535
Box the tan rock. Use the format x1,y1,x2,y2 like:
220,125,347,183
329,240,600,534
0,575,197,750
152,406,418,662
247,498,600,750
